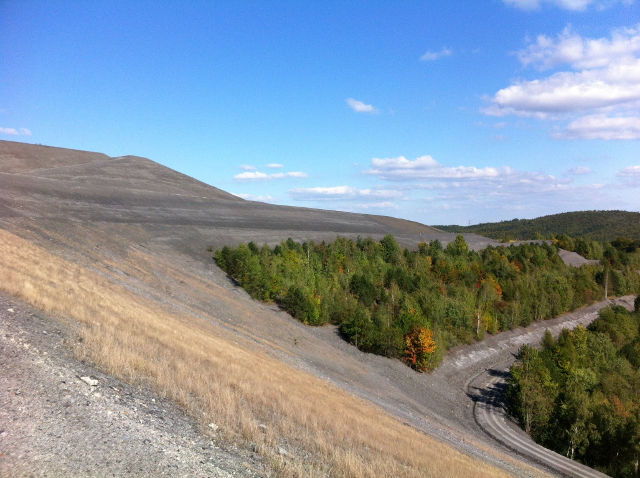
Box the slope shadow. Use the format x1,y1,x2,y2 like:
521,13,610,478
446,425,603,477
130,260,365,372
467,368,510,411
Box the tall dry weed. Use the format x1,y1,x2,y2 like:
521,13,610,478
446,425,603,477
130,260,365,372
0,228,513,477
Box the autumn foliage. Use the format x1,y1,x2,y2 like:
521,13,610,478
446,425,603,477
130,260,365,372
402,326,437,372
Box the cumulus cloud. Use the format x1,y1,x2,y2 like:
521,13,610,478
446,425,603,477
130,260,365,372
485,58,640,117
234,170,307,181
346,98,377,113
240,164,257,171
266,163,283,169
360,154,583,212
290,153,632,223
289,186,404,201
560,115,640,140
420,47,452,62
0,127,31,136
518,24,640,70
486,24,640,140
503,0,630,10
364,155,505,181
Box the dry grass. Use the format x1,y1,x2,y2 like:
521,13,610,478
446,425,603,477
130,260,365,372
0,228,511,477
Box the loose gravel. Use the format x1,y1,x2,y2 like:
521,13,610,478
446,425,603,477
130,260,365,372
0,294,267,478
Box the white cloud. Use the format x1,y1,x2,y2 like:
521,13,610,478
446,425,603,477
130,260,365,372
266,163,283,169
233,193,275,202
240,164,257,171
617,165,640,187
617,165,640,177
235,171,269,180
289,153,635,224
289,185,404,201
486,57,640,117
518,25,640,70
503,0,630,10
560,115,640,139
503,0,543,9
567,166,592,174
420,47,452,62
346,98,377,114
356,201,398,210
365,155,505,181
0,126,31,136
359,154,592,215
486,24,640,140
234,170,308,181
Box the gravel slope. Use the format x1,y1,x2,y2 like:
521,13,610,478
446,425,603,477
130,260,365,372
0,140,619,477
0,294,267,478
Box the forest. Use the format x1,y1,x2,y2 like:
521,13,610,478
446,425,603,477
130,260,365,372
437,210,640,243
215,234,640,371
508,300,640,477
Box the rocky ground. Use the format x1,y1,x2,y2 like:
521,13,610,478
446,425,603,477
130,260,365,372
0,293,267,478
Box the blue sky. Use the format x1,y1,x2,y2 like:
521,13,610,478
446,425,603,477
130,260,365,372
1,0,639,225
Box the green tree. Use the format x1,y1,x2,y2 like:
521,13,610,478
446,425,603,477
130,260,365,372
380,234,401,264
445,234,469,256
508,345,557,436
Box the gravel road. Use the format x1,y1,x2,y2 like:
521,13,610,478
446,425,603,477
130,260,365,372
460,296,636,478
473,365,609,478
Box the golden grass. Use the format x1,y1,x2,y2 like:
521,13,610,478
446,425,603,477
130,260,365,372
0,228,513,477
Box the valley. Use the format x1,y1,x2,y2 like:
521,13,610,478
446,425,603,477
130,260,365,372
0,140,635,477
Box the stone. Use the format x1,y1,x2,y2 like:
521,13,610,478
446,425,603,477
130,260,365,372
80,376,99,387
208,422,219,432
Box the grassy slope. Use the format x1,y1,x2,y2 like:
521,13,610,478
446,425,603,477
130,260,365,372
436,210,640,242
0,228,512,478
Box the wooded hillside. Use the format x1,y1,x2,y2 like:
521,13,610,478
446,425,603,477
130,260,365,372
436,210,640,242
215,235,640,371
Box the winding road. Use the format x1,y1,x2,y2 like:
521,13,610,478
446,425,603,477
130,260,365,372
461,296,636,477
473,366,609,478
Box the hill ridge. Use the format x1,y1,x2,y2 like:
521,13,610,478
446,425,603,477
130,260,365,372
0,140,498,252
436,210,640,242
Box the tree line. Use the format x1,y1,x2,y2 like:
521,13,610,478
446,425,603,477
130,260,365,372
508,299,640,477
437,210,640,243
214,234,640,371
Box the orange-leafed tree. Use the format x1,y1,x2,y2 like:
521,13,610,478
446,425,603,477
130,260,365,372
402,326,437,372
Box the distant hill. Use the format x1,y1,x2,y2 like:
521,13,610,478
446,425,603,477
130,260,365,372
436,210,640,242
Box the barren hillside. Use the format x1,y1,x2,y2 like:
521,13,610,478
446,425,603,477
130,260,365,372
0,140,560,477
